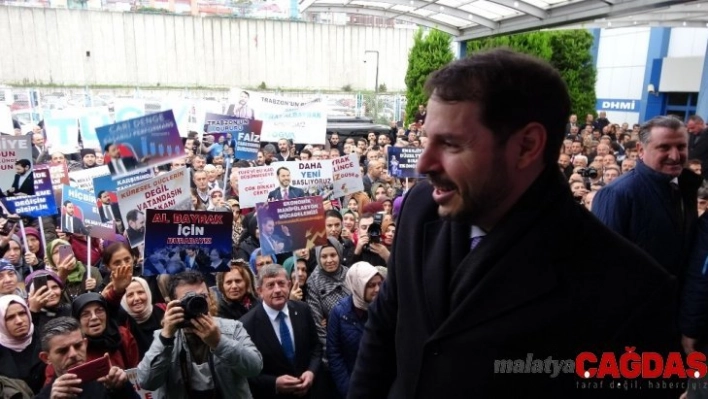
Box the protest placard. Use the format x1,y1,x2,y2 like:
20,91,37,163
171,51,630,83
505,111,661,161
204,113,263,161
227,89,326,144
0,136,34,197
93,170,154,195
125,368,156,399
332,153,364,198
237,165,277,208
161,100,193,137
387,147,424,179
96,110,185,178
1,165,57,217
255,196,326,256
68,165,110,193
44,109,81,154
143,209,233,276
116,168,192,247
270,160,334,199
48,163,69,206
61,185,114,240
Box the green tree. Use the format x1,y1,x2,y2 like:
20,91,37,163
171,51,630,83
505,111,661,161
467,30,596,118
405,28,454,124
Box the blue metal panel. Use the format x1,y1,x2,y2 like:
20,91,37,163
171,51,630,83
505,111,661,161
639,28,671,122
696,42,708,118
590,28,600,67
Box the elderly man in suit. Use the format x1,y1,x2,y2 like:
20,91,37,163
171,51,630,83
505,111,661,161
267,167,305,201
349,49,678,398
241,264,321,399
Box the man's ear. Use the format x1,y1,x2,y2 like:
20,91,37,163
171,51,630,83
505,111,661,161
39,351,50,365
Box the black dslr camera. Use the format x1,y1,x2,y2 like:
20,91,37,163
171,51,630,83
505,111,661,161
177,292,209,328
576,167,598,179
367,212,384,244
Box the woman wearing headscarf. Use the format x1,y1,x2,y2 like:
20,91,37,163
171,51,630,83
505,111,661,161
326,262,384,398
0,259,24,298
1,234,30,282
119,277,166,358
0,294,45,395
24,269,71,332
43,292,139,384
45,239,102,301
215,260,257,321
248,247,276,277
306,236,351,347
22,227,45,272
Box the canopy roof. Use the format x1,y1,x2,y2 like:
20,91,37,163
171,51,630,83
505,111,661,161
300,0,701,40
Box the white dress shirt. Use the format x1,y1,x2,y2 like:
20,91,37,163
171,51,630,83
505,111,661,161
263,302,296,351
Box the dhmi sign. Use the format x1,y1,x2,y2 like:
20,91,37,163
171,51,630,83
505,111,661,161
596,99,639,112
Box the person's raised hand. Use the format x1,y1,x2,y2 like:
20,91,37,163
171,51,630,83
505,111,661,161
24,251,38,266
190,314,221,349
28,285,51,312
111,264,133,294
97,366,127,390
289,281,302,301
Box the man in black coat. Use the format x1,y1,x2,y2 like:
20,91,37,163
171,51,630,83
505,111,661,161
9,159,34,196
241,264,322,398
687,115,708,180
348,49,678,398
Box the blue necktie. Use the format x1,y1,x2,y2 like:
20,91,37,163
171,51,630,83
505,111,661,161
277,312,295,364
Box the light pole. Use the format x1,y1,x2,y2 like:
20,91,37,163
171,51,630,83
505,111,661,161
365,50,379,121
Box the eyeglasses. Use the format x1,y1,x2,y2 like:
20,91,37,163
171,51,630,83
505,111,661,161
79,307,106,321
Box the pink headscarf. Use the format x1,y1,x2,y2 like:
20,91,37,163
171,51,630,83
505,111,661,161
0,294,34,352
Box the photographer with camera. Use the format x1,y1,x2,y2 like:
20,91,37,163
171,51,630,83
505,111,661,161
352,213,389,266
137,270,262,399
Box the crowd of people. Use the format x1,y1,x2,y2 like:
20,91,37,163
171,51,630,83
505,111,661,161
3,48,708,398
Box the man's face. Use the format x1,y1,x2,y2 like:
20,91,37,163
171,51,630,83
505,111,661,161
621,159,635,173
357,141,367,151
51,153,66,164
370,162,383,179
570,115,577,123
192,157,205,171
417,99,512,221
367,151,380,163
41,330,87,376
172,159,187,170
129,213,145,231
699,197,708,214
603,168,619,183
596,144,610,157
330,135,339,144
638,127,688,177
256,152,265,165
94,152,104,165
194,172,208,190
255,255,273,273
558,154,570,169
14,164,27,175
83,154,96,166
239,92,249,105
571,142,582,155
32,134,44,146
65,202,75,216
3,242,21,265
602,154,616,167
378,135,387,146
108,145,120,159
278,169,291,187
278,140,289,153
78,303,107,337
263,220,275,236
687,119,706,135
100,192,111,205
358,217,373,237
256,271,290,311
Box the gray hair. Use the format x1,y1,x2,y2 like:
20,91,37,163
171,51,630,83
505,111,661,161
256,264,289,288
639,116,685,145
41,317,82,352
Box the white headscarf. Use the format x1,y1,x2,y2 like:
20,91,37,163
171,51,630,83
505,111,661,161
344,262,380,311
0,294,34,352
120,277,154,324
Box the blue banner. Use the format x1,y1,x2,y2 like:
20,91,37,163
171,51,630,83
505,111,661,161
387,147,424,179
2,165,57,217
204,113,262,161
595,99,640,112
61,185,114,240
143,210,233,276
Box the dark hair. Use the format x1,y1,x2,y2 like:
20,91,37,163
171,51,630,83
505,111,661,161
101,242,133,267
97,190,106,199
688,115,704,124
233,160,251,169
63,200,72,206
168,270,206,299
41,317,81,352
424,48,571,166
126,209,143,222
639,116,684,145
276,167,290,177
300,149,312,158
103,142,114,152
325,210,343,221
15,159,31,168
